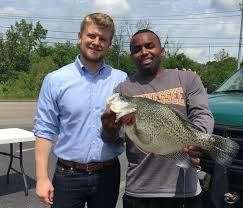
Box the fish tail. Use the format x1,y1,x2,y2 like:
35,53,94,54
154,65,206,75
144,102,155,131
209,134,240,167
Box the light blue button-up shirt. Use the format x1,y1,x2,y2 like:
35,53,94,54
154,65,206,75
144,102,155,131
33,56,127,163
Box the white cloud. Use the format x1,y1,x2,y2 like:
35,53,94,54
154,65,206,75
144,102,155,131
0,6,30,15
60,0,89,5
183,48,204,62
220,24,239,36
91,0,130,16
210,0,239,10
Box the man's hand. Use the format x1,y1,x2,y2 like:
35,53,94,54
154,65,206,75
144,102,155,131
101,106,136,144
120,113,136,125
183,145,202,168
101,106,136,130
101,106,122,130
36,177,54,205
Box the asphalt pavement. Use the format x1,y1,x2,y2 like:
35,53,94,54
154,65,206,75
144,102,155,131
0,101,127,208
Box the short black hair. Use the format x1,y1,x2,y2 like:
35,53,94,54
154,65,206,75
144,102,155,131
130,29,161,47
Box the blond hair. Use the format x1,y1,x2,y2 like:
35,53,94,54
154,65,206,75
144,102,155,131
80,13,115,39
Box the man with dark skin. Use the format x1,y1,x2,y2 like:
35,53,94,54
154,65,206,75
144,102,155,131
101,29,214,208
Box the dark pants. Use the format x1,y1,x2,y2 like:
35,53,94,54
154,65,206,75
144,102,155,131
123,193,203,208
51,158,120,208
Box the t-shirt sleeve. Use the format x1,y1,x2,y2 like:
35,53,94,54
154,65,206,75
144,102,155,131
186,73,214,134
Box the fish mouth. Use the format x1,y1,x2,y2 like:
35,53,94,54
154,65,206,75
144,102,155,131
111,107,136,122
107,93,137,122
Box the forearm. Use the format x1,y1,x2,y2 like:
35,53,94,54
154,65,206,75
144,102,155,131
187,75,214,134
35,137,52,180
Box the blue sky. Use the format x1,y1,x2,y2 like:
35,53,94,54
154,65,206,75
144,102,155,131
0,0,241,63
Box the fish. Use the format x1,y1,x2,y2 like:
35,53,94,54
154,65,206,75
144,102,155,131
107,93,239,168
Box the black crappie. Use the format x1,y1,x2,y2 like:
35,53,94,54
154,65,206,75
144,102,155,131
107,93,239,167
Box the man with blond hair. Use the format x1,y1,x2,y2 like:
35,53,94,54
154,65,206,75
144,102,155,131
34,12,127,208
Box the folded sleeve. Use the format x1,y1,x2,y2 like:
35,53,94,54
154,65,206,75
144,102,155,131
33,74,60,140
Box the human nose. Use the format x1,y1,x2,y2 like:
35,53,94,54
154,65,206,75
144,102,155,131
141,46,148,56
93,36,100,45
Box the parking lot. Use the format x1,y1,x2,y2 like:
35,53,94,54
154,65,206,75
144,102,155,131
0,101,127,208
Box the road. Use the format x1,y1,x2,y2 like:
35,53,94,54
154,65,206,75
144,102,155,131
0,101,127,208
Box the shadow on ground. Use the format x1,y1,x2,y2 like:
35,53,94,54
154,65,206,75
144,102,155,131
0,173,36,196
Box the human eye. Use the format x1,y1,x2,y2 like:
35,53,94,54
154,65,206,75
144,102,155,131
145,43,154,49
99,36,107,42
131,46,141,54
87,33,96,39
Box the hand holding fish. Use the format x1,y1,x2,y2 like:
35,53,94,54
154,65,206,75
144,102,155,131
102,106,136,130
101,106,122,129
101,106,123,145
183,145,202,168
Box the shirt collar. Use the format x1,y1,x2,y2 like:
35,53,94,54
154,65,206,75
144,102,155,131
75,55,106,75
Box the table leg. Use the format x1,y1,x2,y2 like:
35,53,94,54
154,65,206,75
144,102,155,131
19,142,29,196
5,143,29,195
6,144,13,184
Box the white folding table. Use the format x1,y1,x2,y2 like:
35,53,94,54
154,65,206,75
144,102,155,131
0,128,35,196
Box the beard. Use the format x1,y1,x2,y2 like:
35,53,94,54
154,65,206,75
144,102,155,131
137,58,161,76
80,46,105,63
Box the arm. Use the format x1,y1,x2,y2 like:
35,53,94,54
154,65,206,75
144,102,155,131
33,74,59,204
187,73,214,134
184,73,214,167
35,137,54,205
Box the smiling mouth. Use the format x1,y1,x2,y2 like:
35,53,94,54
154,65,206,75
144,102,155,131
89,47,101,53
142,59,152,65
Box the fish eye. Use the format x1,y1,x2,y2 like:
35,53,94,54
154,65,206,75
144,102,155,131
120,96,129,101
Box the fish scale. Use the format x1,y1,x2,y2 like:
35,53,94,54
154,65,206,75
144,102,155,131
107,93,240,167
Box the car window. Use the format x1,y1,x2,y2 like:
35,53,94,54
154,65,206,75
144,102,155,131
215,68,243,92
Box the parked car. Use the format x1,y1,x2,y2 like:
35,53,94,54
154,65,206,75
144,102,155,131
202,68,243,207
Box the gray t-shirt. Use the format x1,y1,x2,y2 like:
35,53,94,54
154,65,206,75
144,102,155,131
115,69,214,198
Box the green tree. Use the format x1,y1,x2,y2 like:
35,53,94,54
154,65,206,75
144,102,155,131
161,53,202,71
200,57,237,87
0,56,57,98
51,42,79,68
0,19,47,82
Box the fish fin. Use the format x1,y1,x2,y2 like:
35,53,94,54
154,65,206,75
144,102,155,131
165,152,191,169
126,123,151,145
134,125,152,145
208,134,239,167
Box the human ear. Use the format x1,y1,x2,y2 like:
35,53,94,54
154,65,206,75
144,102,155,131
161,48,166,57
78,32,82,44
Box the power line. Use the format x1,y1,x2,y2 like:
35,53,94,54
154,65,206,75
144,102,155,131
0,29,239,40
114,10,240,18
0,21,241,33
1,37,239,48
0,14,239,22
0,10,239,19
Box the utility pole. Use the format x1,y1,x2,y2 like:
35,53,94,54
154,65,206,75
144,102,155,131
237,0,243,70
208,44,211,62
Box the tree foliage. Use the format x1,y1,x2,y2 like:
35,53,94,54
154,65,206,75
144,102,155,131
0,19,47,82
0,19,240,98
